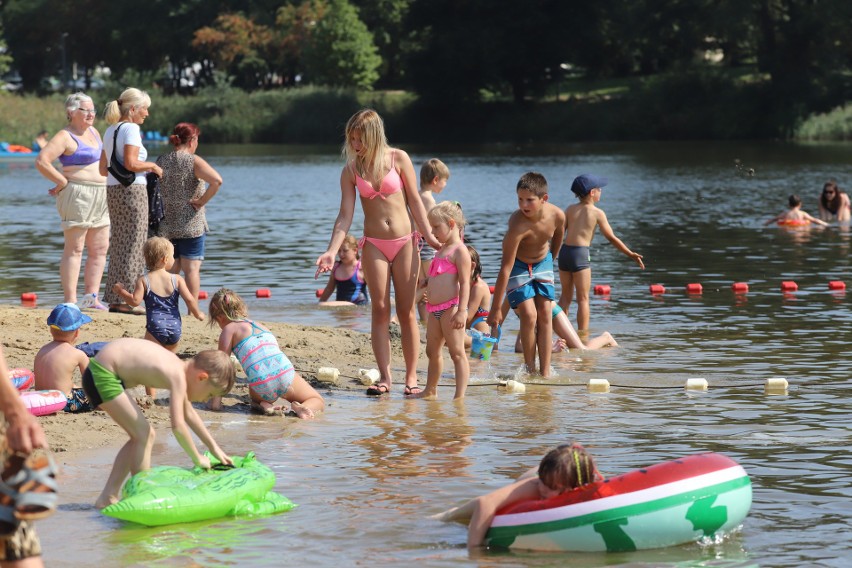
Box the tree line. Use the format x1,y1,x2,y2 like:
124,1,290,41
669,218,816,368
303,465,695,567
2,0,851,132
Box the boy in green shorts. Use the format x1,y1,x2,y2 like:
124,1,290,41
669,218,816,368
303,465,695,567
82,338,235,509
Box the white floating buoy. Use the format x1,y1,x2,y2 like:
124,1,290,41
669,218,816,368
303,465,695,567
765,377,788,394
498,379,526,393
358,368,380,385
317,367,340,385
685,378,708,390
587,378,610,393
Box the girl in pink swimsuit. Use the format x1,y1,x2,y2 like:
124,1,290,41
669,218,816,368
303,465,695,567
315,110,440,397
415,202,470,400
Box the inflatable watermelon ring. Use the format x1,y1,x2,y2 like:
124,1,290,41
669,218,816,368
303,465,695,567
486,452,751,552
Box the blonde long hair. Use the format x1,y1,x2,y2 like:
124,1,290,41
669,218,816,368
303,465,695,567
343,109,389,185
103,87,151,125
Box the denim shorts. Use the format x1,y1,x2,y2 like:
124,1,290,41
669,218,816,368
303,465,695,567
171,234,206,261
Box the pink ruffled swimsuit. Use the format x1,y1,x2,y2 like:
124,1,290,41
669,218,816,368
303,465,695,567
426,244,461,319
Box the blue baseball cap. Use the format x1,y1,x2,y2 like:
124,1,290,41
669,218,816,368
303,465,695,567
571,174,609,197
47,303,92,331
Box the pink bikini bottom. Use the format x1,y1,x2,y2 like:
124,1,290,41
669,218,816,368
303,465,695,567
359,232,421,262
427,296,459,320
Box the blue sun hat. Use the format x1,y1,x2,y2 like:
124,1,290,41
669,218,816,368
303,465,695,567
571,174,609,197
47,303,92,331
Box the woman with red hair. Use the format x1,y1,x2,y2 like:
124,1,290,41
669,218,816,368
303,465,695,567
155,122,223,301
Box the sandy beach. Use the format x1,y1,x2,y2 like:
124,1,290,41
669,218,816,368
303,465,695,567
0,303,410,456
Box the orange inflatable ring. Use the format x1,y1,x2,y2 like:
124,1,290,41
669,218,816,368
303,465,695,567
6,144,33,154
777,219,810,226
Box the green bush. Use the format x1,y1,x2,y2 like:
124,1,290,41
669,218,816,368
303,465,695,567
795,104,852,141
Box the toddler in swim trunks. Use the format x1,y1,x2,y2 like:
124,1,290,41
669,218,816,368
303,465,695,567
33,303,95,412
113,237,205,397
207,288,325,419
559,174,644,331
487,172,566,377
416,158,451,321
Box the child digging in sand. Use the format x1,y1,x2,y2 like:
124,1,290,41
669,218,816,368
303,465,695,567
81,338,235,508
207,288,325,419
33,303,95,412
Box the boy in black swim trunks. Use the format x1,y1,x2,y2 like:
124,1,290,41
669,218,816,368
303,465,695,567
558,174,644,331
34,303,95,413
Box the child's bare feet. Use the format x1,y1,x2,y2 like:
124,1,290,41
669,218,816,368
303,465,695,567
251,401,283,416
289,401,315,420
95,493,119,510
411,389,438,400
552,338,568,353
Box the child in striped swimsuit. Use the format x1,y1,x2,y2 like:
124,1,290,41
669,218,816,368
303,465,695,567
207,288,325,419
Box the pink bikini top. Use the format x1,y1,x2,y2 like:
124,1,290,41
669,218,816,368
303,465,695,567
428,244,461,277
354,152,403,199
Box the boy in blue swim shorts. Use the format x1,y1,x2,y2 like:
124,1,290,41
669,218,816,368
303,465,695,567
488,172,565,377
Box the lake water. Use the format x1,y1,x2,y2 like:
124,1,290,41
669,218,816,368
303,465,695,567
2,141,852,566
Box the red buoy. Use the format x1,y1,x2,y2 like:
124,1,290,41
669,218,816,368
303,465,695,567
315,289,323,298
20,292,37,302
649,284,666,294
593,284,611,295
731,282,749,293
780,281,798,292
198,290,208,299
686,283,703,294
828,281,846,290
256,288,271,298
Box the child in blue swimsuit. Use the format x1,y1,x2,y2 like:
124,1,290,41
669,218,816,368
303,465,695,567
113,237,205,396
207,288,325,419
317,234,369,306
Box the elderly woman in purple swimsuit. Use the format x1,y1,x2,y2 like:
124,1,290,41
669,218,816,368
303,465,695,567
315,109,440,397
35,92,110,309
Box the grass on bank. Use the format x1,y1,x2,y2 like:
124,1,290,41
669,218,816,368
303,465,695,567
1,68,848,145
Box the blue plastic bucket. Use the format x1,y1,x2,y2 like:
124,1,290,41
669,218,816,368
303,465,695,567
470,331,498,361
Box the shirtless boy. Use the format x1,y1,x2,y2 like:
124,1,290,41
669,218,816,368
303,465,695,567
487,172,565,377
81,338,235,508
34,303,94,412
559,174,644,331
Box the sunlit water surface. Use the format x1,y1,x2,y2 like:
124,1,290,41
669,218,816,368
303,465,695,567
2,141,851,566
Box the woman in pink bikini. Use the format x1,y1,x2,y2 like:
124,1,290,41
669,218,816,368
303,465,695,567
315,109,440,396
